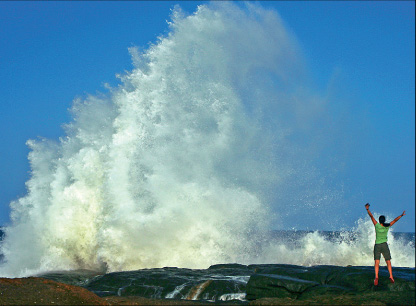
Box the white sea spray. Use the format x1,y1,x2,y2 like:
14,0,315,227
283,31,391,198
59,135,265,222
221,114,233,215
258,218,415,267
1,3,291,277
1,3,413,278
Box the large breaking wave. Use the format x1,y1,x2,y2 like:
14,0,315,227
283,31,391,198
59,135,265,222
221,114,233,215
1,3,414,277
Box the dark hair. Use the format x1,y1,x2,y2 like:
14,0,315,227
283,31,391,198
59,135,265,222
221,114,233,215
379,215,390,227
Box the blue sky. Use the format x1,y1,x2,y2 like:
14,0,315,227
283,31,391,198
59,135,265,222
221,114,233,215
0,1,414,232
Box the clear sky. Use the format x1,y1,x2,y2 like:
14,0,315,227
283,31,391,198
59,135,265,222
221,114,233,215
0,1,414,232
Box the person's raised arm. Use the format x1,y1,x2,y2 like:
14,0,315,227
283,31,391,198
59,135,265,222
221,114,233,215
389,211,405,227
365,203,377,225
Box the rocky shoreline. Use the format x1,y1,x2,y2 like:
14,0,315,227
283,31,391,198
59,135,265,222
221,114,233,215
1,264,414,305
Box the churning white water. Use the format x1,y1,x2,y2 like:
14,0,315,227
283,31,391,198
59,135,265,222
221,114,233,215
259,218,415,268
0,3,414,277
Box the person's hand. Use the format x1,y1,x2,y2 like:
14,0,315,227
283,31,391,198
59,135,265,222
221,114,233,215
365,203,370,210
402,211,406,216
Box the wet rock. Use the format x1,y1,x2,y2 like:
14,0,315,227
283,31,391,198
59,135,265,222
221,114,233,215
245,265,415,301
208,264,249,270
298,284,351,300
28,264,414,304
246,273,321,300
37,269,104,287
81,267,249,302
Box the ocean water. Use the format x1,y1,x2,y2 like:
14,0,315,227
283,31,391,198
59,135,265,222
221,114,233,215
0,228,414,271
0,2,414,279
0,229,414,302
2,228,413,302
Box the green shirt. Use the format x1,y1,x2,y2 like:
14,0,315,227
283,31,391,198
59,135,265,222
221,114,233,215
375,223,389,244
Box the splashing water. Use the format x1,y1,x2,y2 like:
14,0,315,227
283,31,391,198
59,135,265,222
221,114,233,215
1,3,414,277
1,3,287,277
258,217,415,268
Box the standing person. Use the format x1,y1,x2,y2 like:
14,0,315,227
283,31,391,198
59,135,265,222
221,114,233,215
365,203,405,285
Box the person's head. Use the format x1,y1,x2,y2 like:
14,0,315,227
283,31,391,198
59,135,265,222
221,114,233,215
379,215,390,227
379,215,386,224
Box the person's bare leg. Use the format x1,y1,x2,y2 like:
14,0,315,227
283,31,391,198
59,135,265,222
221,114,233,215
374,260,380,285
386,260,394,282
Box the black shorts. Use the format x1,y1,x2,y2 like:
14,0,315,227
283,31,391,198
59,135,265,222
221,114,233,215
374,242,391,261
